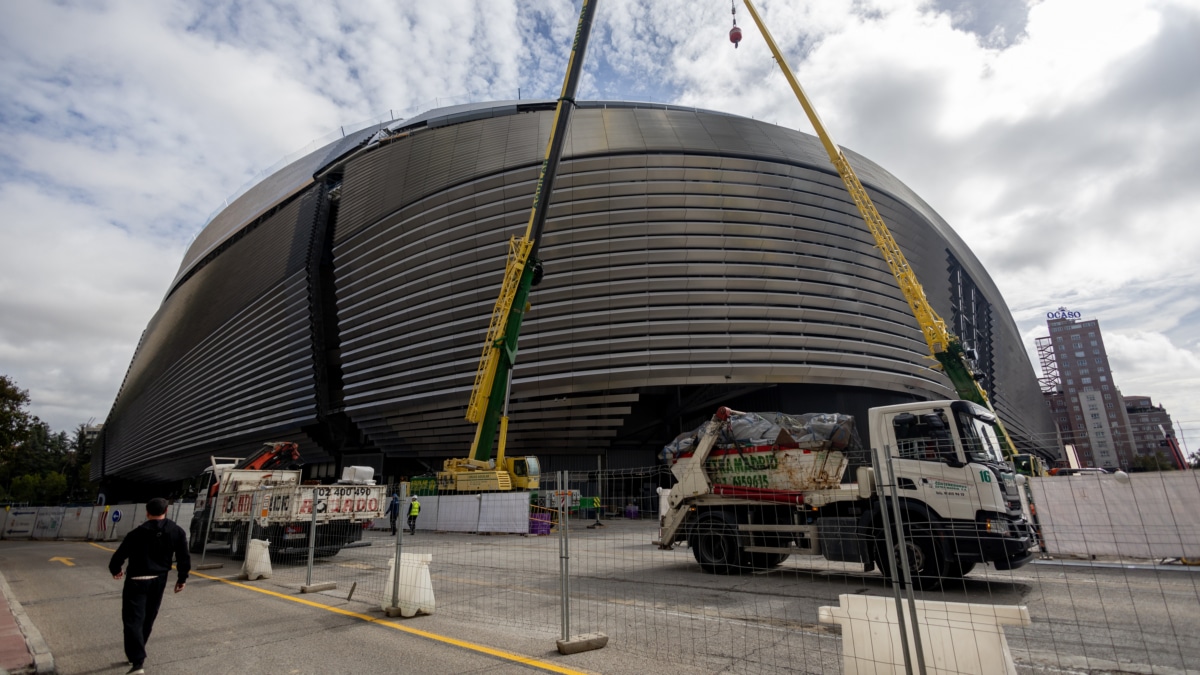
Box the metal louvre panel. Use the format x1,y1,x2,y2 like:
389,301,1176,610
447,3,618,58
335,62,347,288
97,190,323,483
331,107,1005,462
112,194,314,412
173,124,384,289
103,101,1056,484
334,139,396,243
632,108,684,151
102,275,317,481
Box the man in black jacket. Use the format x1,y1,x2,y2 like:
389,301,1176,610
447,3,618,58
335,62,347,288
109,498,191,675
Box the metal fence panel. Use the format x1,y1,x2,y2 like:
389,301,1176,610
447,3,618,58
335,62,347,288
164,467,1200,675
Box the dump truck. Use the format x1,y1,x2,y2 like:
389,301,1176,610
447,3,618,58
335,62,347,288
190,449,386,559
657,400,1036,587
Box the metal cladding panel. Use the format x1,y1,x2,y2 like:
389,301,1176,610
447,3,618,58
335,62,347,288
101,278,317,481
328,104,1057,461
172,124,385,292
97,189,323,483
103,101,1056,486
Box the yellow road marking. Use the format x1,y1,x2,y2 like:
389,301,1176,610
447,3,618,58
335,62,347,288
49,556,75,566
89,542,591,675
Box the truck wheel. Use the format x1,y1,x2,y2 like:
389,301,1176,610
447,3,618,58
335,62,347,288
229,525,246,561
877,524,943,590
690,513,745,575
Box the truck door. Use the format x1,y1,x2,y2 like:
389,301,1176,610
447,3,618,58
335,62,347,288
885,409,978,521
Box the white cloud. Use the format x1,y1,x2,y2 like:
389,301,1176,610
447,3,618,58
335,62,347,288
1,0,1199,441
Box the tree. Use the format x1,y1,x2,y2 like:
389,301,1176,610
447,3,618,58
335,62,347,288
38,472,67,504
0,375,98,504
66,423,97,502
9,474,39,503
0,375,32,453
1130,452,1178,472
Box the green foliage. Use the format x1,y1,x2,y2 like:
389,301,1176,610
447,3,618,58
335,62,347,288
0,374,98,505
0,375,32,454
40,472,67,503
1130,452,1178,472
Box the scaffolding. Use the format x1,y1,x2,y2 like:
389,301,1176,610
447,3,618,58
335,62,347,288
1036,335,1060,394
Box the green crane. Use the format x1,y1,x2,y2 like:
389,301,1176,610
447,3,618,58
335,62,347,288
438,0,598,492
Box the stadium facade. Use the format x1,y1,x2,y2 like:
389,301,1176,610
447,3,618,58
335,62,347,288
93,100,1057,498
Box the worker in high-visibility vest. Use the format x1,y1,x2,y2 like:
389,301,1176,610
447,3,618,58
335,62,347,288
407,497,420,536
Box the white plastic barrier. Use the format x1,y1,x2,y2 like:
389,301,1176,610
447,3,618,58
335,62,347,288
58,506,95,539
381,553,435,617
171,503,195,533
414,496,438,532
1032,473,1200,559
478,492,531,533
96,504,142,542
435,495,480,532
819,594,1030,675
32,507,66,539
87,506,112,540
2,508,38,539
241,539,272,581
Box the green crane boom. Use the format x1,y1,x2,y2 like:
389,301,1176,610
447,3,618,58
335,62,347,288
462,0,599,467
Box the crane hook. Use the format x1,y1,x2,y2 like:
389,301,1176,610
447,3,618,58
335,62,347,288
730,0,742,48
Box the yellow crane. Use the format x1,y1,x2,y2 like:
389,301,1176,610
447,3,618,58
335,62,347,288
438,0,599,492
740,0,1020,459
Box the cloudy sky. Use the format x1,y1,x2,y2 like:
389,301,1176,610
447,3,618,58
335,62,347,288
2,0,1199,451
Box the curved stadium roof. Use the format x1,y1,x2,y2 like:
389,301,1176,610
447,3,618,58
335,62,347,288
95,100,1056,490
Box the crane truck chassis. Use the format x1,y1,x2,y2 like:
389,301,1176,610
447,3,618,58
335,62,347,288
190,450,386,559
657,401,1035,587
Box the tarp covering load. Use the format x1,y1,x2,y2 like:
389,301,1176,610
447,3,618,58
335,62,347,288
661,411,860,460
661,410,864,493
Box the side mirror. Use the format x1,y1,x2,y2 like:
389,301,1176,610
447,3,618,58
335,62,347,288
943,453,964,468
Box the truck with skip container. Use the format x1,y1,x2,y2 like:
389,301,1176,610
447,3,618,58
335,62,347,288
657,400,1036,588
190,443,386,559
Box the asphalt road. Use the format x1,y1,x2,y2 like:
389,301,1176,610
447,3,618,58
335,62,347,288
336,521,1200,674
0,538,711,675
3,520,1199,674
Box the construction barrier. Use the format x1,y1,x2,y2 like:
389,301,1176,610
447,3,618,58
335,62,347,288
0,502,194,542
2,508,38,539
32,507,65,540
58,506,94,539
1032,472,1200,559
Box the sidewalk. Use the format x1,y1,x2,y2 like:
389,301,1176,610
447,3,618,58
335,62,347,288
0,571,52,674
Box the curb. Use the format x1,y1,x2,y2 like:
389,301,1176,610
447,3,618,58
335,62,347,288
0,571,54,674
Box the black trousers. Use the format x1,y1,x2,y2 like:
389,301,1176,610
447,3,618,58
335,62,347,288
122,575,168,665
389,514,398,533
407,515,418,533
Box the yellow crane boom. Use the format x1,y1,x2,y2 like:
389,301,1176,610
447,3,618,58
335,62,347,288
740,0,1018,458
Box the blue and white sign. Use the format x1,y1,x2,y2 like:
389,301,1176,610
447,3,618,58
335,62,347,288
111,509,122,524
1046,306,1082,320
